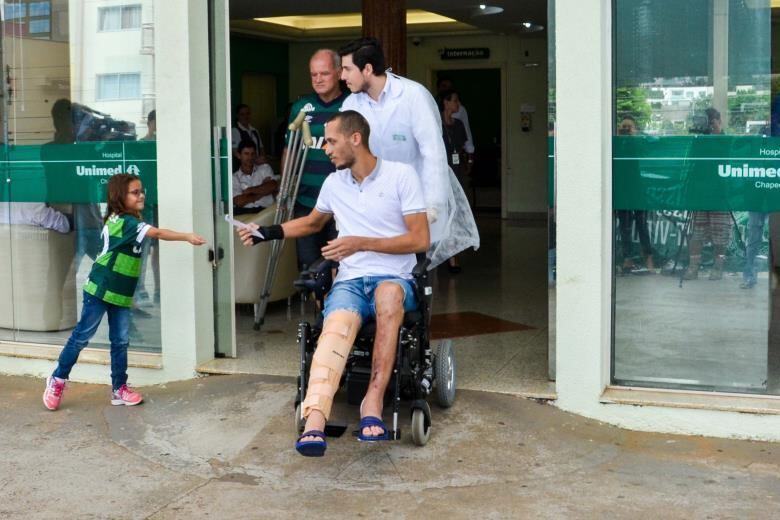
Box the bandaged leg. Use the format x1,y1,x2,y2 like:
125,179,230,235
302,310,361,420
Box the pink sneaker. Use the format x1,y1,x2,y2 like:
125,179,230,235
111,384,144,406
43,376,66,411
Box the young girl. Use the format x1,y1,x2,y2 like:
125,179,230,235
43,173,206,410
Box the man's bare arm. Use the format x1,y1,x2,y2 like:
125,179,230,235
320,212,429,261
237,208,332,246
281,209,331,239
243,179,279,197
232,179,279,207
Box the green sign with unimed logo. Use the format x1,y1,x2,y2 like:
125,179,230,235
0,141,157,204
614,135,780,211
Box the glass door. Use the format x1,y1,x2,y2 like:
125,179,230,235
611,0,779,394
547,0,557,381
208,0,236,357
0,0,163,351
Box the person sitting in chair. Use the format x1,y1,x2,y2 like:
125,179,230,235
232,139,279,215
237,110,429,457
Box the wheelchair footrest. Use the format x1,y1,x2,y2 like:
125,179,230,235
324,421,348,438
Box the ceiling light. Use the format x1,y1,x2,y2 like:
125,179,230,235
516,21,544,32
254,9,457,31
472,5,504,16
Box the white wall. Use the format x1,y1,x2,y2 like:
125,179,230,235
71,0,155,137
288,33,549,216
154,0,215,378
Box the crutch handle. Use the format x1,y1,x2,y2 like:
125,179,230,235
288,110,306,131
301,121,313,147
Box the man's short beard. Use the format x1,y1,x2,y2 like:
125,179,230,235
336,157,355,170
334,154,355,170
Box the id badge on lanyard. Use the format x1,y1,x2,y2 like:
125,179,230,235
451,153,460,165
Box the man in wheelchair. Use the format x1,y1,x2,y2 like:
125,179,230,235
237,110,429,456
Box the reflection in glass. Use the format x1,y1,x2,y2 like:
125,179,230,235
1,0,160,353
612,0,780,394
547,0,557,380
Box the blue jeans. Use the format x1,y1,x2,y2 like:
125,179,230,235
323,276,417,322
743,212,768,284
53,291,131,390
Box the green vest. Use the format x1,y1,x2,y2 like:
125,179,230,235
83,213,150,307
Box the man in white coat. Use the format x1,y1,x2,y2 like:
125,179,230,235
338,37,479,266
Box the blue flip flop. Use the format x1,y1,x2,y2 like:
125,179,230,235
296,430,327,457
357,416,390,442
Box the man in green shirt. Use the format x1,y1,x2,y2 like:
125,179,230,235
285,49,348,270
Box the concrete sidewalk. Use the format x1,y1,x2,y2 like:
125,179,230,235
2,374,780,519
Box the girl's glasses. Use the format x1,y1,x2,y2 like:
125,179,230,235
129,188,146,196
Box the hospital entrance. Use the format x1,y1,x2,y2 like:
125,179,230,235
197,0,555,399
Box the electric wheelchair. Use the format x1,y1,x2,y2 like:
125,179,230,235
293,254,456,446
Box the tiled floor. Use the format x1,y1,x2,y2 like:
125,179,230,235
198,215,556,399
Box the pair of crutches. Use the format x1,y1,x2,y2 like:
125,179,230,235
254,111,312,330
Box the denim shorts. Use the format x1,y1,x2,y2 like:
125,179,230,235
323,276,417,322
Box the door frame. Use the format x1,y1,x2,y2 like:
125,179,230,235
428,63,508,218
208,0,237,358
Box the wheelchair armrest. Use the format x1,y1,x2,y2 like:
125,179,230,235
306,257,335,279
412,255,430,279
293,257,335,301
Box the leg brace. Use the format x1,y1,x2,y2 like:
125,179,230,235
302,310,361,420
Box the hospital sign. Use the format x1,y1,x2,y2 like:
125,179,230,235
613,135,780,211
0,141,157,204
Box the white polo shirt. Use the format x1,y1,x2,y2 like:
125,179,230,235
341,73,451,243
232,164,278,209
315,158,426,282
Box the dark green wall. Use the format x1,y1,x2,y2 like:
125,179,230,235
229,36,289,118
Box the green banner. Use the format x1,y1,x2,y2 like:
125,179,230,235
1,141,157,204
614,135,780,211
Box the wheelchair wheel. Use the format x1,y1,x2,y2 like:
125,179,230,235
435,339,456,408
411,408,431,446
294,403,305,434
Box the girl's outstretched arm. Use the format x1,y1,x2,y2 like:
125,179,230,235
147,227,206,245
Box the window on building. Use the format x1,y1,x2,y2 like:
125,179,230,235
4,3,26,20
28,1,49,17
2,0,52,40
98,5,142,32
28,18,49,34
612,0,780,395
96,73,141,101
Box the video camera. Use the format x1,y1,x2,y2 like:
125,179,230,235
72,103,136,142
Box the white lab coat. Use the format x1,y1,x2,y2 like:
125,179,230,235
342,73,479,267
0,202,71,233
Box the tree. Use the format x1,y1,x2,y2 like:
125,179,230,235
615,87,652,129
727,90,769,134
